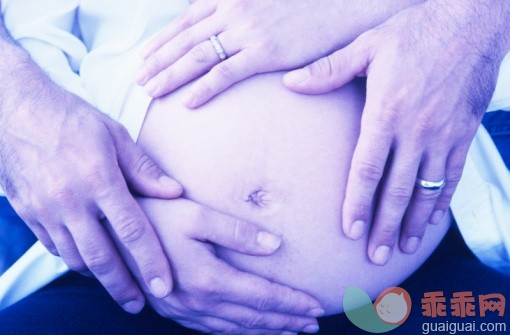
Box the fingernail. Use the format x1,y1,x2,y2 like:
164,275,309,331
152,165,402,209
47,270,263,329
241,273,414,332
183,90,197,108
256,231,282,251
307,307,325,317
430,210,445,225
349,220,365,240
145,81,158,97
140,47,151,60
135,69,148,85
302,324,320,333
159,176,183,191
150,277,169,298
403,237,421,254
372,246,392,265
122,300,144,314
285,69,310,84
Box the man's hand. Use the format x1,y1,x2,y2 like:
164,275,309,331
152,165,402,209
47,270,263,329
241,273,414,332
135,0,423,108
0,44,182,313
132,198,323,335
284,0,510,265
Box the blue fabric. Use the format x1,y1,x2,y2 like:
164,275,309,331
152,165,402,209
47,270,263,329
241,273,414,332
482,111,510,169
0,197,35,275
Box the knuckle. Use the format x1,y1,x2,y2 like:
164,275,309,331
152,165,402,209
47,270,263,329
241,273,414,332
377,96,406,125
375,227,399,245
47,182,74,205
85,162,111,186
83,249,113,275
435,195,453,210
255,287,280,311
194,80,213,101
446,167,464,185
233,219,254,247
386,185,413,205
178,28,195,49
146,56,164,74
191,271,218,295
310,57,334,79
180,296,205,312
134,154,163,179
413,117,435,139
178,8,194,30
356,161,385,183
27,197,48,217
116,215,146,245
243,313,265,329
229,0,250,13
190,44,209,64
215,63,234,82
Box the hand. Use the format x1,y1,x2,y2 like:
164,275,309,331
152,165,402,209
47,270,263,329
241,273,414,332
133,198,323,334
135,0,423,108
0,53,183,313
284,0,510,265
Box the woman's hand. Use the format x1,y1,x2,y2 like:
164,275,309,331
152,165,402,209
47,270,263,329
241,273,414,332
284,0,510,265
135,0,423,108
133,198,323,334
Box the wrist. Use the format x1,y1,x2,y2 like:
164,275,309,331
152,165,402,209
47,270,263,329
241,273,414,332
327,0,425,47
430,0,510,56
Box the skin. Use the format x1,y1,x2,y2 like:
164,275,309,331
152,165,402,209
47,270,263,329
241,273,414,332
136,73,451,334
137,0,510,265
0,14,322,332
284,0,510,264
0,20,180,312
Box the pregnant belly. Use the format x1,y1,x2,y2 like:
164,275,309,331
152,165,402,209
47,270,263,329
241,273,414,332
137,73,450,313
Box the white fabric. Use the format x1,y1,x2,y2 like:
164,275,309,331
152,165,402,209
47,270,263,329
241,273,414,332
1,0,510,310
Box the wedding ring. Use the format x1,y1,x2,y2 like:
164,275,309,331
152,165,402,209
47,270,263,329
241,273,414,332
415,178,446,191
210,35,228,61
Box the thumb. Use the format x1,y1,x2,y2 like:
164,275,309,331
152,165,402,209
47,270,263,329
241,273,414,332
110,124,183,198
283,38,369,94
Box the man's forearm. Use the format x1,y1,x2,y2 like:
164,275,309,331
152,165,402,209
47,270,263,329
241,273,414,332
326,0,426,48
0,15,45,119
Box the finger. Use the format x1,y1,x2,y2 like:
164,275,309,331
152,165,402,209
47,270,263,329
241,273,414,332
283,37,369,94
46,225,87,272
429,145,468,225
341,120,393,241
109,123,183,199
212,302,319,333
214,262,323,317
141,0,219,59
65,212,146,314
400,151,447,253
96,176,173,299
183,50,258,108
137,15,220,85
189,207,281,256
368,144,421,265
144,38,224,98
28,221,59,256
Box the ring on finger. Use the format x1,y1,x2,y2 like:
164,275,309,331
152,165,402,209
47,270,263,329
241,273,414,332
415,177,446,191
210,35,228,61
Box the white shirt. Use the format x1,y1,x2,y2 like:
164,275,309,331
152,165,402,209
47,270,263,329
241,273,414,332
1,0,509,309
